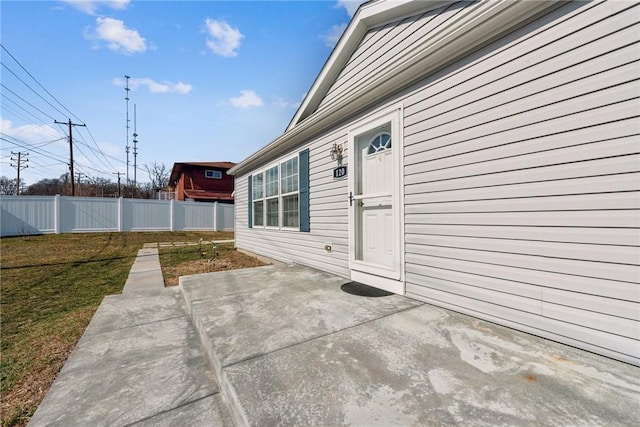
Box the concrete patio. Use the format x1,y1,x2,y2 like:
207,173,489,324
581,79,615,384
29,260,640,426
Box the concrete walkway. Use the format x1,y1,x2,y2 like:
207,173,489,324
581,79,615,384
30,261,640,426
29,247,232,427
122,247,164,293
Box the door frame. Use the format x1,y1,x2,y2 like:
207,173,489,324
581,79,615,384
347,104,405,295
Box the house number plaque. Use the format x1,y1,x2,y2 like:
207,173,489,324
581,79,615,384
333,165,347,179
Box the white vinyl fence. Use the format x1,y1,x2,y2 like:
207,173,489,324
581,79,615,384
0,195,234,237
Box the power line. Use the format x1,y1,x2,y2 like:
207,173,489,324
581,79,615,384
0,43,84,124
29,160,65,168
1,44,122,182
1,136,68,164
72,129,117,172
3,129,145,181
1,84,56,121
1,61,69,119
1,93,62,131
73,143,112,175
84,126,116,170
0,136,65,151
1,99,51,126
1,114,118,180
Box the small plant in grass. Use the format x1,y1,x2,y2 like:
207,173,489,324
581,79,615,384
159,243,266,287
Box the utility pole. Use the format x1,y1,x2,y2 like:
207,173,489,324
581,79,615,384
113,171,123,198
55,119,86,196
133,103,138,188
124,75,131,184
10,151,28,195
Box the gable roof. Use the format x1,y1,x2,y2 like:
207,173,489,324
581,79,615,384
173,162,236,169
286,0,442,131
228,0,558,176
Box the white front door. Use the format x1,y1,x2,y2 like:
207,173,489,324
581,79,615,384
348,108,403,294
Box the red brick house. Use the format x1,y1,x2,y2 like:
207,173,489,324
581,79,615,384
167,162,235,203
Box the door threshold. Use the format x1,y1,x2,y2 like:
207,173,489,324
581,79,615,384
350,270,404,295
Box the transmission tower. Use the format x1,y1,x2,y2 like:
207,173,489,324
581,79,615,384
133,104,138,187
124,75,131,184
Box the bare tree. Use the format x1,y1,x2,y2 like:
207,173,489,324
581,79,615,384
0,176,18,195
24,177,66,195
145,162,170,191
84,176,118,197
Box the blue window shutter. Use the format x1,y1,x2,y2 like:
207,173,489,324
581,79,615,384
299,148,310,232
247,175,253,229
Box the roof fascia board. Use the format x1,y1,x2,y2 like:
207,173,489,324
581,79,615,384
286,0,451,132
314,0,558,119
229,0,559,176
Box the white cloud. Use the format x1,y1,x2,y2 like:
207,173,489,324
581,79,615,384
113,77,193,94
87,17,146,55
274,96,302,109
229,90,263,109
97,141,121,157
62,0,130,15
336,0,363,17
171,82,193,94
205,18,244,57
1,118,64,143
321,23,348,48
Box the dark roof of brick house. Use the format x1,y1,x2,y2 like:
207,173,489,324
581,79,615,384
183,189,234,201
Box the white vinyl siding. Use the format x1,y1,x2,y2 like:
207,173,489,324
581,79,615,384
234,0,639,365
317,2,461,112
235,129,351,277
401,0,639,365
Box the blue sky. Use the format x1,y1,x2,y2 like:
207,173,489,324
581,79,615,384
1,0,363,186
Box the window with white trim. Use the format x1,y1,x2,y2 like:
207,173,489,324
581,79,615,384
205,170,222,179
281,156,299,228
265,166,279,227
252,173,264,227
367,132,392,154
250,154,300,229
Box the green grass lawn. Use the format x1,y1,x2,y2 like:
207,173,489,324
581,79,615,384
0,231,233,427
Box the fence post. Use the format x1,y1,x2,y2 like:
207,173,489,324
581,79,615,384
118,197,123,232
213,201,218,231
54,194,61,234
170,199,175,231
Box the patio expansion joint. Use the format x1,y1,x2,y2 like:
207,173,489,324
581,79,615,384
120,392,221,427
221,302,426,370
87,314,188,338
